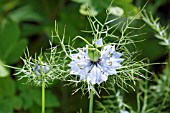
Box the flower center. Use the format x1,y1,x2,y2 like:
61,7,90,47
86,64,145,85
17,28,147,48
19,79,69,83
88,48,101,62
90,58,101,65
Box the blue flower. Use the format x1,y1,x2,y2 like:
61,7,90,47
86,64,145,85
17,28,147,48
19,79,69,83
68,39,123,85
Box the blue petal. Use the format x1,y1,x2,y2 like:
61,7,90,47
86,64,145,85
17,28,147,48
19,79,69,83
112,52,122,58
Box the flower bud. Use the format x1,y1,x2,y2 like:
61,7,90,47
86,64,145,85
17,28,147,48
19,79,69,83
34,64,50,76
95,38,103,47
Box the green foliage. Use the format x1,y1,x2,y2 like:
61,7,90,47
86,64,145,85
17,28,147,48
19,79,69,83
96,88,130,113
0,77,19,113
138,63,170,113
141,11,170,49
0,77,60,113
0,19,24,64
96,62,170,113
0,17,28,77
0,96,22,113
19,86,60,109
0,77,16,98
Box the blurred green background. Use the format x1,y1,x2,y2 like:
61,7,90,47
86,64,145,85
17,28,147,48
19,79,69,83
0,0,170,113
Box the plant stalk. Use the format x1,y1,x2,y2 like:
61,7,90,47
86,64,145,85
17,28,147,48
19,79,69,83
42,80,45,113
89,91,94,113
39,56,46,113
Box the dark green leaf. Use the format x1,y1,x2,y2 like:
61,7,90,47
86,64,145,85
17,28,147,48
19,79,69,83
32,89,60,108
45,90,60,107
0,77,16,98
11,96,22,110
0,18,28,64
30,104,41,113
19,90,34,110
31,88,41,106
9,5,44,23
5,39,28,64
0,19,20,62
0,98,13,113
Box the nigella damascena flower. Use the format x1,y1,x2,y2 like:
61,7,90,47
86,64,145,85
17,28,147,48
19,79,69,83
68,39,124,85
13,42,66,86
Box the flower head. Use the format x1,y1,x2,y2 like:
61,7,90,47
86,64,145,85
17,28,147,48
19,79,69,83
68,39,123,85
14,43,66,86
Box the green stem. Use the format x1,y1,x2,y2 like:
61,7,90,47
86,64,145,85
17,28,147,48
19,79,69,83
89,91,94,113
38,56,45,113
42,81,45,113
